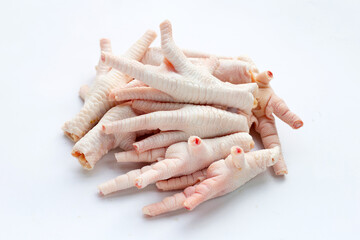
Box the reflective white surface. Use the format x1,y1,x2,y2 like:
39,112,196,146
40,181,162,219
0,0,359,239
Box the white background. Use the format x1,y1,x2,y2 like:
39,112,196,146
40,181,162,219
1,0,359,239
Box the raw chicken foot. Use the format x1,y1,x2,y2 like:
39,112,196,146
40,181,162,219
102,102,251,154
62,30,156,142
143,146,280,216
98,133,254,195
141,46,257,84
252,71,303,175
71,103,137,170
101,20,258,114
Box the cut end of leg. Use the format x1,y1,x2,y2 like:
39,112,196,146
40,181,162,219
250,141,255,149
72,151,92,170
255,71,272,85
133,143,140,153
64,130,80,142
231,146,243,156
293,120,303,129
188,136,202,147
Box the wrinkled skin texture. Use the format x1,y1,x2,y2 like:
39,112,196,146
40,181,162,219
108,43,259,104
128,100,257,153
101,20,258,114
142,146,280,216
115,147,167,163
102,102,251,154
72,104,137,170
79,84,90,101
98,133,254,195
62,30,157,142
133,131,189,153
140,47,257,84
252,71,303,175
63,19,303,217
108,78,175,103
107,54,256,103
155,169,208,191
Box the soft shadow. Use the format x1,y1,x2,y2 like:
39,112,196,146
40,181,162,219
141,171,273,221
62,134,74,144
249,126,264,150
141,190,190,221
142,170,276,224
143,208,189,220
184,181,268,226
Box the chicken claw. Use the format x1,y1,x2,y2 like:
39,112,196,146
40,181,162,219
98,133,253,195
143,146,280,216
101,20,258,114
253,71,303,175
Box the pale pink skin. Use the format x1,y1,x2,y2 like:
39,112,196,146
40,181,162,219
60,17,303,219
141,47,256,84
109,86,175,103
252,71,303,175
143,146,280,216
102,102,251,156
95,39,113,75
156,169,208,191
107,47,258,110
130,100,255,153
71,104,137,170
98,133,254,195
110,100,191,153
123,79,147,88
101,20,257,114
134,134,253,189
62,30,157,142
107,57,254,103
115,147,166,163
131,100,186,114
108,78,175,103
133,131,189,153
141,47,233,65
79,84,90,101
62,39,113,142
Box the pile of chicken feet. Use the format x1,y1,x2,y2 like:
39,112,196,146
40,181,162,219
63,20,303,216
